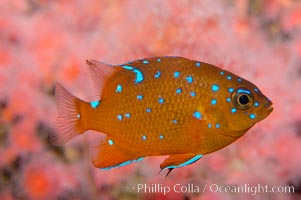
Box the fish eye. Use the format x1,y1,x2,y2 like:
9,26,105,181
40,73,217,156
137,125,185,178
238,94,250,105
232,88,254,110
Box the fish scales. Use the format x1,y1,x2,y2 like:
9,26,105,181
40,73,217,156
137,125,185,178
91,58,209,153
51,56,273,174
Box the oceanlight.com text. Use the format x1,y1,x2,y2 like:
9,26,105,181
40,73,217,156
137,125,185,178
209,183,294,196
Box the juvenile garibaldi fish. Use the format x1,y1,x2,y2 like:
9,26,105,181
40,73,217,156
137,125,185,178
50,56,273,176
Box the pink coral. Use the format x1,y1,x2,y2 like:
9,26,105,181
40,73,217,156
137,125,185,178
0,0,301,199
21,159,62,200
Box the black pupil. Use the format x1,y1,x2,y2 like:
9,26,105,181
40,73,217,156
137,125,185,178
239,94,250,105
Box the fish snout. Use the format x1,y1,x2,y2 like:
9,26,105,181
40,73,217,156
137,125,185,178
261,100,273,117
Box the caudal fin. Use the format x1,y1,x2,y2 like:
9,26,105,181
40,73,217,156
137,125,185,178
50,83,86,145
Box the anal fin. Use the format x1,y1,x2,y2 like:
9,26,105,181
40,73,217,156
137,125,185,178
92,138,143,170
160,154,203,174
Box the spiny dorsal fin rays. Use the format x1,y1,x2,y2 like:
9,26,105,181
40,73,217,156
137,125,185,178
86,60,118,99
86,60,145,100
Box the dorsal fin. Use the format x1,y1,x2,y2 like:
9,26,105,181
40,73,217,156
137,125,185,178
86,60,118,99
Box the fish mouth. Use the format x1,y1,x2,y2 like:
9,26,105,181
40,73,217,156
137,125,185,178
220,132,243,139
261,101,273,117
265,101,273,112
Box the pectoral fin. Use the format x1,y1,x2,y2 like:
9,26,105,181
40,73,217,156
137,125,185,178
160,154,203,177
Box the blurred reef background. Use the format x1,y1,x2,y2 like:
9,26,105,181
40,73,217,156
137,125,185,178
0,0,301,199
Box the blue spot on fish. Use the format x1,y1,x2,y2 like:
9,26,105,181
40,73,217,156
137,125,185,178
174,71,180,78
190,91,196,97
196,62,201,67
220,71,224,75
249,114,256,119
215,124,220,128
108,139,114,146
157,58,161,62
117,114,123,121
137,95,143,100
254,102,259,107
142,135,147,140
154,71,161,78
116,84,122,93
226,97,231,102
90,100,100,109
176,88,182,94
228,88,234,93
159,135,164,139
163,155,203,169
186,75,193,83
231,108,237,113
100,157,144,170
237,89,251,94
208,123,212,128
158,98,164,104
133,69,144,83
122,65,144,84
227,75,232,80
142,60,149,64
124,113,131,118
172,119,178,124
77,114,80,119
254,88,259,93
211,84,219,92
193,111,202,119
146,108,151,113
211,99,217,105
238,78,242,82
122,65,134,70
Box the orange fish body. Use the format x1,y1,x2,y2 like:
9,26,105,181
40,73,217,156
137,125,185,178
51,57,273,173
